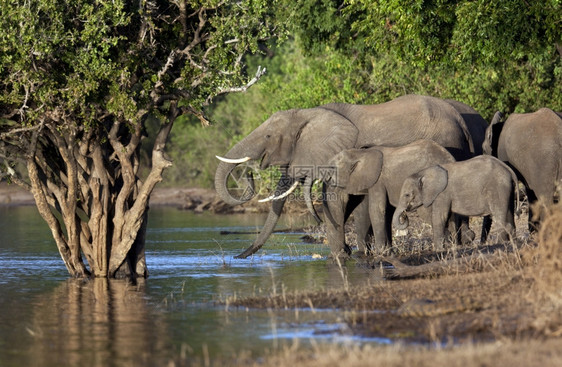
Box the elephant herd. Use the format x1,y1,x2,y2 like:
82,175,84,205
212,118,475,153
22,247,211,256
215,94,562,258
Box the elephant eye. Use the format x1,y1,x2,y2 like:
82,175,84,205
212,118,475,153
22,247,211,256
265,134,271,139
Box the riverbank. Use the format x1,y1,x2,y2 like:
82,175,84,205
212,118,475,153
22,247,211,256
214,202,562,367
0,183,284,214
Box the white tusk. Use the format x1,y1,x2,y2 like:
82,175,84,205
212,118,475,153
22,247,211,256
215,155,252,164
258,181,300,202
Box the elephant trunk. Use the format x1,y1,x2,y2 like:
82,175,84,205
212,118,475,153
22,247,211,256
392,209,409,230
215,138,262,206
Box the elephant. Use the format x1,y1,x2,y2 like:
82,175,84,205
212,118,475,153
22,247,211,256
321,140,457,254
215,94,481,258
482,108,562,229
444,99,488,156
392,155,520,250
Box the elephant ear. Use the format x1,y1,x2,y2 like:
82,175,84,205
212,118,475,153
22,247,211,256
289,108,359,179
420,165,448,207
346,149,383,194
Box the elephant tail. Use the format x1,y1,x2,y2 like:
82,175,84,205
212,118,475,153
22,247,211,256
451,108,476,157
504,163,522,217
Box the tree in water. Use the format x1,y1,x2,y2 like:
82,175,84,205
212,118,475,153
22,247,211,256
0,0,282,278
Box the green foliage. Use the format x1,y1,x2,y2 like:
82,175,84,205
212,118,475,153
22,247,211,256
169,0,561,188
261,44,373,109
344,0,561,67
0,0,286,128
5,0,558,189
165,41,373,187
0,1,130,123
346,0,459,65
278,0,356,54
451,1,561,66
342,0,562,114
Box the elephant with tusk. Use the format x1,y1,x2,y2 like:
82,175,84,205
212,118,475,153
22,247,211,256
215,94,487,258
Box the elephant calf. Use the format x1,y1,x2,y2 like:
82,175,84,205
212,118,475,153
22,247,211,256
393,155,519,250
322,140,459,254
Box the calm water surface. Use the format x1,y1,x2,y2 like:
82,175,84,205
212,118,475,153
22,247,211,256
0,206,384,367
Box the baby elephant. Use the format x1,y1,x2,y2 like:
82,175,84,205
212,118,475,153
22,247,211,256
393,155,519,250
322,139,459,254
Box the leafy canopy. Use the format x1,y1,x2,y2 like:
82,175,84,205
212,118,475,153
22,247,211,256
174,0,561,188
0,0,283,128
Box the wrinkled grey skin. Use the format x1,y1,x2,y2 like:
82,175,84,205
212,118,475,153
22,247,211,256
393,156,519,250
444,99,488,156
215,94,478,258
483,108,562,229
322,140,457,254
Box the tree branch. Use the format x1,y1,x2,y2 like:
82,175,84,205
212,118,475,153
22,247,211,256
0,124,43,140
205,66,267,104
108,105,176,277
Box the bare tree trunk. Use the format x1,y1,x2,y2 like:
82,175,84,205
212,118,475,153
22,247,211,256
22,112,175,279
28,156,90,277
107,109,175,277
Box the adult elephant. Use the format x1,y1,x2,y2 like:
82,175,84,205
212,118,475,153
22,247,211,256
482,108,562,229
215,94,477,258
444,99,488,155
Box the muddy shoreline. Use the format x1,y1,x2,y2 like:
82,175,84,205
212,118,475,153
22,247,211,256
0,183,274,214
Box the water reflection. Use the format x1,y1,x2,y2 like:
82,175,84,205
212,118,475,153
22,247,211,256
0,207,384,366
23,278,168,367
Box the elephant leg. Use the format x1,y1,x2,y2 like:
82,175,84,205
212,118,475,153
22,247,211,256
506,194,516,238
493,199,516,243
431,208,449,252
493,217,511,243
368,193,391,254
447,214,474,245
445,215,459,243
353,199,372,255
504,211,516,242
480,215,492,244
526,188,539,232
459,216,475,245
343,195,365,254
323,186,352,257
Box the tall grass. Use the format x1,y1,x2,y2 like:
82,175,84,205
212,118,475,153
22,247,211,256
533,202,562,300
529,201,562,337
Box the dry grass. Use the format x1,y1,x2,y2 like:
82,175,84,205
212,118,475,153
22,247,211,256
527,202,562,337
203,202,562,367
169,338,562,367
533,202,562,299
243,338,562,367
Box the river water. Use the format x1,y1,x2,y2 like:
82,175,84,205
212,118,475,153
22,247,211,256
0,206,386,366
